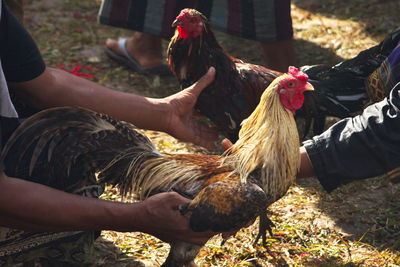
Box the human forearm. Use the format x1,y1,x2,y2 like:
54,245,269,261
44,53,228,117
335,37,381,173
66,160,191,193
297,146,315,179
0,173,141,232
0,173,214,245
9,67,170,132
10,66,219,149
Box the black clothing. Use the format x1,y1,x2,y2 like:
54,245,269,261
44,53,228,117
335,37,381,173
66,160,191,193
0,1,45,82
0,1,45,150
304,82,400,192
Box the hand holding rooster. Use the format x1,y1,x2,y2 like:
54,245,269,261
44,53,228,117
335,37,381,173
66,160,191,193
136,192,216,245
162,67,219,150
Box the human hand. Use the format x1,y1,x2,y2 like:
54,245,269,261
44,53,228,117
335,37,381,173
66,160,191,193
221,138,233,151
135,192,216,245
162,67,219,150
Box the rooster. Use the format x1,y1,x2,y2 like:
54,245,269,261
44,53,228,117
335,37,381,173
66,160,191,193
1,67,313,266
167,9,400,141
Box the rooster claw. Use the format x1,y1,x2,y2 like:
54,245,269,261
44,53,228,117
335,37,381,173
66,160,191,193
253,213,275,247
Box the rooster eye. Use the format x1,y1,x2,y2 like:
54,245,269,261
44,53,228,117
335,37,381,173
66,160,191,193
287,82,295,87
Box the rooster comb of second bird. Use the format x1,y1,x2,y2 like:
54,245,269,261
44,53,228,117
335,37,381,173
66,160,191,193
288,66,308,82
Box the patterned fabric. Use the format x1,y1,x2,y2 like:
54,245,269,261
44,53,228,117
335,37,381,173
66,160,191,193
366,44,400,103
0,231,100,266
98,0,293,42
0,180,104,265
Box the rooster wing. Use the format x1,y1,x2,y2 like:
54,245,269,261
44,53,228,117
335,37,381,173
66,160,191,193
183,176,269,232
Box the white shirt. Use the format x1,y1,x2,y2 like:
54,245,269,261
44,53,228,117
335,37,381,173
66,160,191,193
0,1,18,118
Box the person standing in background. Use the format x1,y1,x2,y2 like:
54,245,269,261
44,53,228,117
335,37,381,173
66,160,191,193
99,0,296,75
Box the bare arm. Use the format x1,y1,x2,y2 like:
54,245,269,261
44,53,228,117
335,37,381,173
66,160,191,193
297,146,315,179
8,67,218,149
0,171,213,245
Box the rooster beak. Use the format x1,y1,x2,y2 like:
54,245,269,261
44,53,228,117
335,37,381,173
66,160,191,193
305,82,314,91
172,19,180,27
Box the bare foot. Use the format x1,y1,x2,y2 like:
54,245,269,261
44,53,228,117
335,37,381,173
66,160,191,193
106,32,164,68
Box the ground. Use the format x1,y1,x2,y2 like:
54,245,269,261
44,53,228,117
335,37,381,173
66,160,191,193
19,0,400,266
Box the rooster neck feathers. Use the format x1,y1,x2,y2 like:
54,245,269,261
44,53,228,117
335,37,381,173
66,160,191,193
167,11,233,84
223,75,305,201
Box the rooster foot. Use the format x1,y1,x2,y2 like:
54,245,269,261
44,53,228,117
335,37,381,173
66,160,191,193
254,213,275,247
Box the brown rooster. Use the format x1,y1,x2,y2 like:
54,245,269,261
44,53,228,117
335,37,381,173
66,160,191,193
167,9,400,141
1,68,313,266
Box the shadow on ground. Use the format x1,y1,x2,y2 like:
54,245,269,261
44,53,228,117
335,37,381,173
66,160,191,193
293,0,399,37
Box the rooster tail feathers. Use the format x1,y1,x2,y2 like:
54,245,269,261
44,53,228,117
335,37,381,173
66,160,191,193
1,107,156,191
98,148,161,198
99,153,207,200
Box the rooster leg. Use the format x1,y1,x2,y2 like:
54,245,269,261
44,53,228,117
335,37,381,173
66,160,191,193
254,212,275,246
161,241,201,267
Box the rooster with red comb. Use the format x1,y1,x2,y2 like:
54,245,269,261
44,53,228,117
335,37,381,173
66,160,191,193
1,67,313,266
168,8,393,141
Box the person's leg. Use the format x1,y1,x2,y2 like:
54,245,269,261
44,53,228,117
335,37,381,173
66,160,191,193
106,31,164,68
260,39,296,72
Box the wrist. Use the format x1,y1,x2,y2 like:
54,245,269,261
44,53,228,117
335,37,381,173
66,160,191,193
151,97,173,134
102,201,145,232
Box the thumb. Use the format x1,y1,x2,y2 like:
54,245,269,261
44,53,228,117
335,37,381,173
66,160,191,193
221,138,233,151
187,67,216,98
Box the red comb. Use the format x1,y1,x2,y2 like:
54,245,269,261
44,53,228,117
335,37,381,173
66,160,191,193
288,66,308,82
176,9,191,20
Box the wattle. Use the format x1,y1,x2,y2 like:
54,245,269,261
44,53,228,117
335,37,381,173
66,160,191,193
177,26,189,39
281,94,304,112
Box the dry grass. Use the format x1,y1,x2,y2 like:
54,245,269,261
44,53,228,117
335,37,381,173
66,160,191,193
21,0,400,266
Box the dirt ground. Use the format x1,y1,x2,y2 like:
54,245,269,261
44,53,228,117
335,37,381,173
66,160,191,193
18,0,400,266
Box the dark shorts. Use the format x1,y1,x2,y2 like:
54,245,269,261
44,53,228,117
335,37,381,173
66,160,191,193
98,0,293,42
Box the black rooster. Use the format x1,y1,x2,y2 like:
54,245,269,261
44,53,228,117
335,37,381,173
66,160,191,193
167,8,400,141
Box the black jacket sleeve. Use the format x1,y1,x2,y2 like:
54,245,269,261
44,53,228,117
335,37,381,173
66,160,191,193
303,82,400,192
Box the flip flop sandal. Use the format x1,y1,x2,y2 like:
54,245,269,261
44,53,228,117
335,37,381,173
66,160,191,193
105,38,172,76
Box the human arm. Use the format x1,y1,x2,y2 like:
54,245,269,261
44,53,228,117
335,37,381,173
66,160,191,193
0,171,214,245
2,2,219,149
8,67,218,150
297,146,315,179
298,83,400,191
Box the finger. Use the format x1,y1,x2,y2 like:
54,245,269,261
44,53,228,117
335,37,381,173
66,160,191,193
186,67,216,98
221,138,233,151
